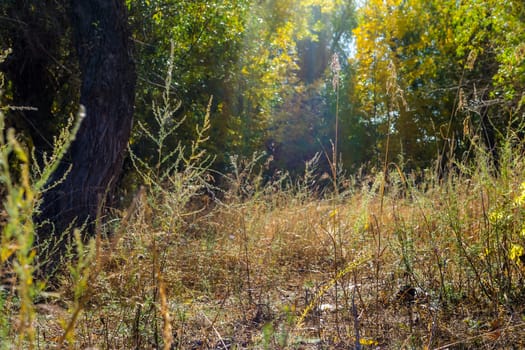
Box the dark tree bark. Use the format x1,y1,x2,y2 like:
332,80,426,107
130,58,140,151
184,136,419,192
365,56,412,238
37,0,136,271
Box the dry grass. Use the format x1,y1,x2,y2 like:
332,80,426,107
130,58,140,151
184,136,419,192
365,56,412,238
24,159,525,349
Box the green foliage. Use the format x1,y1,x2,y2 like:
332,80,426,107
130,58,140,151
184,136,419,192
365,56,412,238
0,53,86,347
129,49,214,239
127,0,248,169
0,116,41,348
126,0,360,175
0,62,41,348
2,0,524,181
352,0,525,171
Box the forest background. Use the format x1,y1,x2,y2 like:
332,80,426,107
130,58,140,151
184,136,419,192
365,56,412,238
1,0,525,349
5,0,524,184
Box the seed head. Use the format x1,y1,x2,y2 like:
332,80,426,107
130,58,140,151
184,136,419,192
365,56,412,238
330,53,341,90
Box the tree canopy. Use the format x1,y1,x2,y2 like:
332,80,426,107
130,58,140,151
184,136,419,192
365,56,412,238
0,0,524,231
352,0,525,171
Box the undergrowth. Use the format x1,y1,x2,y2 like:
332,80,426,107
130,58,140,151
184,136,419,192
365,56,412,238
1,50,525,349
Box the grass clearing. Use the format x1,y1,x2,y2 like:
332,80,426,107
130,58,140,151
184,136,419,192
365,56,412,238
11,154,524,348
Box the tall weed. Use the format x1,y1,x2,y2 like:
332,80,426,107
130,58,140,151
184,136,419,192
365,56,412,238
0,52,86,347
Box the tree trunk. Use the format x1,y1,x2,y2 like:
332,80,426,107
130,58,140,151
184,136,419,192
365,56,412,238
38,0,136,272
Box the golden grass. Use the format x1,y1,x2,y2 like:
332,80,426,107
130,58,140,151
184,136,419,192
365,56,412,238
24,166,525,349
